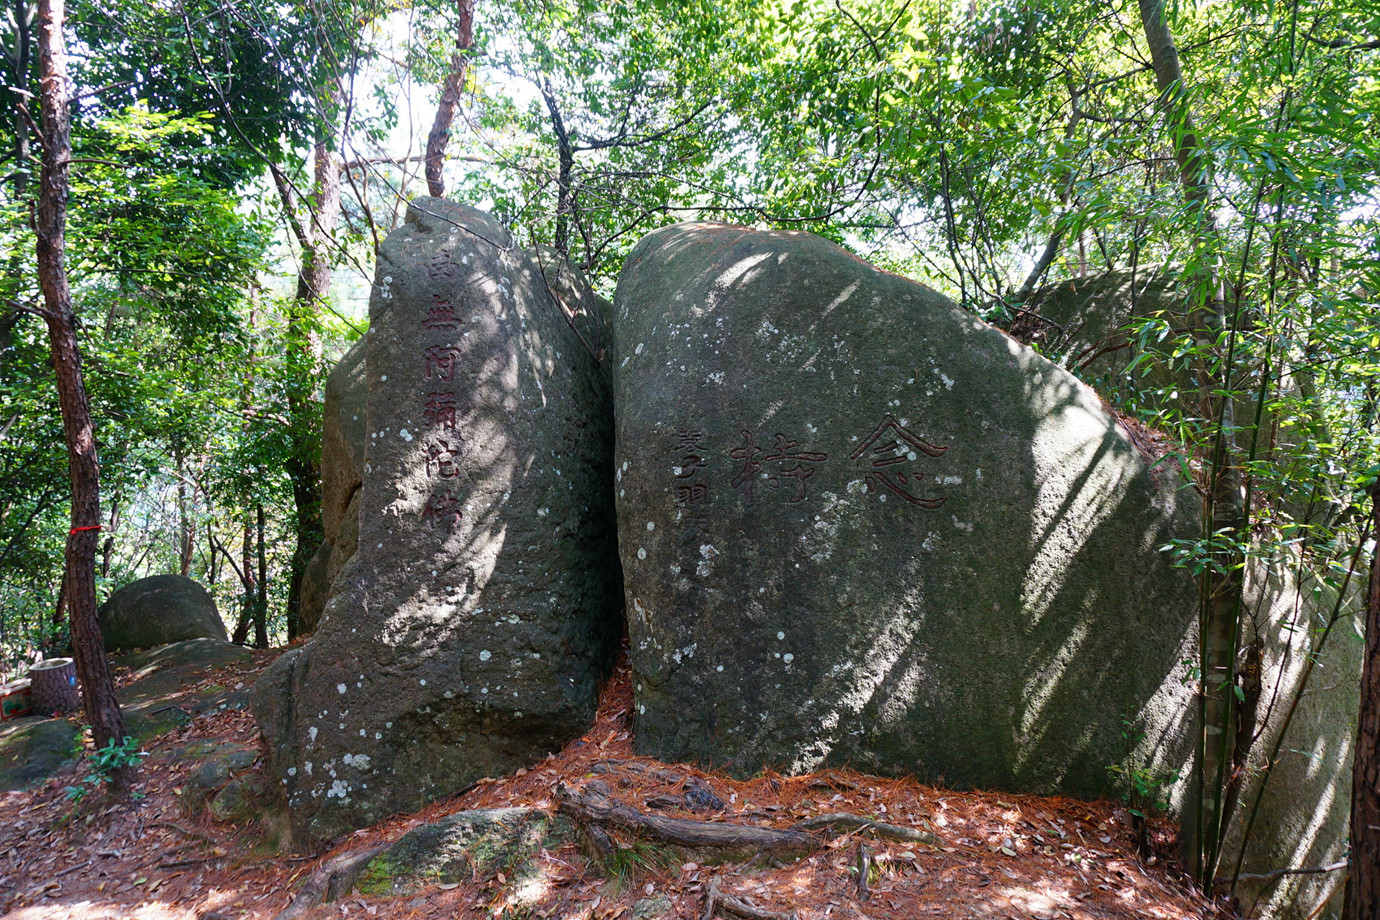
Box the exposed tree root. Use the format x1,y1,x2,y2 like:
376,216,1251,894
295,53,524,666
791,811,939,845
556,781,816,856
270,844,387,920
591,759,727,812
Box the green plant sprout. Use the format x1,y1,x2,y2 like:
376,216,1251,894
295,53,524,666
64,736,147,804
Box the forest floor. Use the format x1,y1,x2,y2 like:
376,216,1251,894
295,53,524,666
0,646,1226,920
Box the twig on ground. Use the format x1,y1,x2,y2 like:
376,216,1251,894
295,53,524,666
855,843,871,901
702,877,799,920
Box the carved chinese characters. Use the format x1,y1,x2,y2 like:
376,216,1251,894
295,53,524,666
683,421,945,509
611,222,1199,808
849,415,948,508
253,199,619,845
418,257,465,532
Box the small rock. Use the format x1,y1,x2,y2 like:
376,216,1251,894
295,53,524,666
630,894,672,920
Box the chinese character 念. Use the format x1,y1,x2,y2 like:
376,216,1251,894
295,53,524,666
848,414,948,508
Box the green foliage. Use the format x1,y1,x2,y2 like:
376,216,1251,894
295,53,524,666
601,839,678,889
1107,719,1180,820
63,736,148,805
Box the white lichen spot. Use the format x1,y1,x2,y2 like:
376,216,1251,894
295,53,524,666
637,547,647,560
777,631,785,640
327,780,349,799
308,726,318,742
380,375,388,382
538,507,550,517
337,683,347,694
646,521,655,531
399,428,413,442
287,767,297,776
783,653,794,663
480,650,492,661
716,665,724,672
419,679,427,686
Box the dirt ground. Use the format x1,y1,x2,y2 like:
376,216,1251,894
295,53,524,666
0,647,1225,920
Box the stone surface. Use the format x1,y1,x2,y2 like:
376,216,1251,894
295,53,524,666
0,640,252,791
253,199,620,845
611,223,1200,798
1024,271,1361,920
630,894,674,920
98,574,227,651
209,773,270,823
300,334,370,635
0,718,79,791
115,639,254,739
356,807,570,896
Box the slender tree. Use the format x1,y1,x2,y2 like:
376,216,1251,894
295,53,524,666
1346,479,1380,919
33,0,126,765
424,0,477,198
1137,0,1246,884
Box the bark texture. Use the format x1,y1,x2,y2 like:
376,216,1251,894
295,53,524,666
274,103,343,641
423,0,476,198
1137,0,1244,883
1344,482,1380,920
34,0,127,757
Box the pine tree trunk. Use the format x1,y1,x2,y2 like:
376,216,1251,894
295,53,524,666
254,503,268,649
424,0,476,198
34,0,127,768
1344,482,1380,919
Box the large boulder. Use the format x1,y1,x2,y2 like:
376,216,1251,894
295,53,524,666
98,574,227,651
610,223,1200,798
253,199,620,845
1022,271,1360,920
299,333,368,635
299,248,609,637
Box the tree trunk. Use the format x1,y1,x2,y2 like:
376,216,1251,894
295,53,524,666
278,104,342,642
1344,481,1380,919
541,85,577,257
232,512,254,645
423,0,476,198
1136,0,1244,885
176,448,194,576
34,0,127,770
254,502,268,649
0,0,32,368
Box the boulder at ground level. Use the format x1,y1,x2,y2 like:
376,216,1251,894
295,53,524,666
300,333,369,635
253,199,620,846
98,574,227,652
611,223,1199,798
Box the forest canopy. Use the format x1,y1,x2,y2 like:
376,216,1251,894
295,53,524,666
0,0,1375,695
